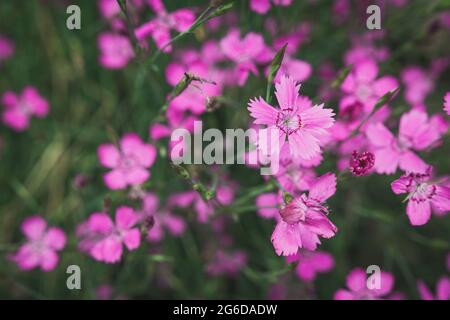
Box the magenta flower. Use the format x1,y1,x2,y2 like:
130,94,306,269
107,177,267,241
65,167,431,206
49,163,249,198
391,168,450,226
0,34,15,63
77,206,141,263
250,0,293,15
286,250,334,282
401,66,434,108
139,193,185,242
256,192,281,220
334,268,395,300
275,160,316,194
98,133,157,190
417,277,450,300
97,32,134,69
271,173,338,256
444,92,450,116
135,0,195,52
1,86,49,131
206,250,247,277
349,150,375,176
220,30,268,86
11,216,66,272
248,75,335,161
366,110,446,174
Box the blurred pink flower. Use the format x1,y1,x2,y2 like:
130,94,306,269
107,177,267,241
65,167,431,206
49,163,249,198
98,32,134,69
250,0,293,14
391,168,450,226
444,92,450,116
401,66,434,108
98,133,156,190
271,173,338,256
206,250,247,277
11,216,66,272
334,268,395,300
139,192,185,242
248,75,335,161
77,206,141,263
135,0,195,52
0,34,14,62
366,110,446,174
417,277,450,300
1,86,49,131
286,250,334,282
256,192,281,220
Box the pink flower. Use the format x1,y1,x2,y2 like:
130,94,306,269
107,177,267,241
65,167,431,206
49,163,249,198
135,0,195,52
275,160,316,194
256,192,281,219
97,32,134,69
286,250,334,282
250,0,293,14
98,133,157,190
11,216,66,272
341,59,398,110
220,30,268,86
349,150,375,176
0,34,15,62
366,110,445,174
444,92,450,116
206,250,247,277
334,268,395,300
139,193,185,242
401,66,434,108
248,75,335,161
417,277,450,300
77,206,141,263
1,86,49,131
391,168,450,226
271,173,338,256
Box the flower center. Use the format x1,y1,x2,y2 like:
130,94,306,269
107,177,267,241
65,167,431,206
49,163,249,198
276,108,302,135
411,183,436,202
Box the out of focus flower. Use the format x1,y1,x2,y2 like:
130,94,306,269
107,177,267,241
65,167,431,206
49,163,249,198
97,32,134,69
0,34,14,63
248,75,335,161
206,250,247,277
271,173,338,256
135,0,195,52
417,277,450,300
366,110,446,174
256,192,281,219
220,30,268,86
334,268,395,300
391,168,450,226
349,150,375,176
249,0,293,15
139,192,185,242
444,92,450,115
401,66,434,108
11,216,66,272
275,160,316,193
1,86,49,131
98,133,156,190
77,206,141,263
286,250,334,282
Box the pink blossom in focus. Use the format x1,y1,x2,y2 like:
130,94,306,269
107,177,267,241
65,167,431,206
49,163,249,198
1,86,49,131
334,268,395,300
77,206,141,263
349,150,375,176
417,277,450,300
0,34,14,63
135,0,195,52
366,110,446,174
248,75,335,161
271,173,338,256
11,216,66,272
98,33,134,69
98,133,156,190
391,168,450,226
286,250,334,282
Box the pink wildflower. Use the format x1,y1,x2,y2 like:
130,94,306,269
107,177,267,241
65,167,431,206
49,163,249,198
1,86,49,131
417,277,450,300
0,34,15,63
349,150,375,176
77,206,141,263
249,0,293,15
286,250,334,282
98,32,134,69
271,173,338,256
444,92,450,116
391,168,450,226
248,75,335,161
98,133,156,190
334,268,395,300
206,250,247,277
366,110,446,174
11,216,66,272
